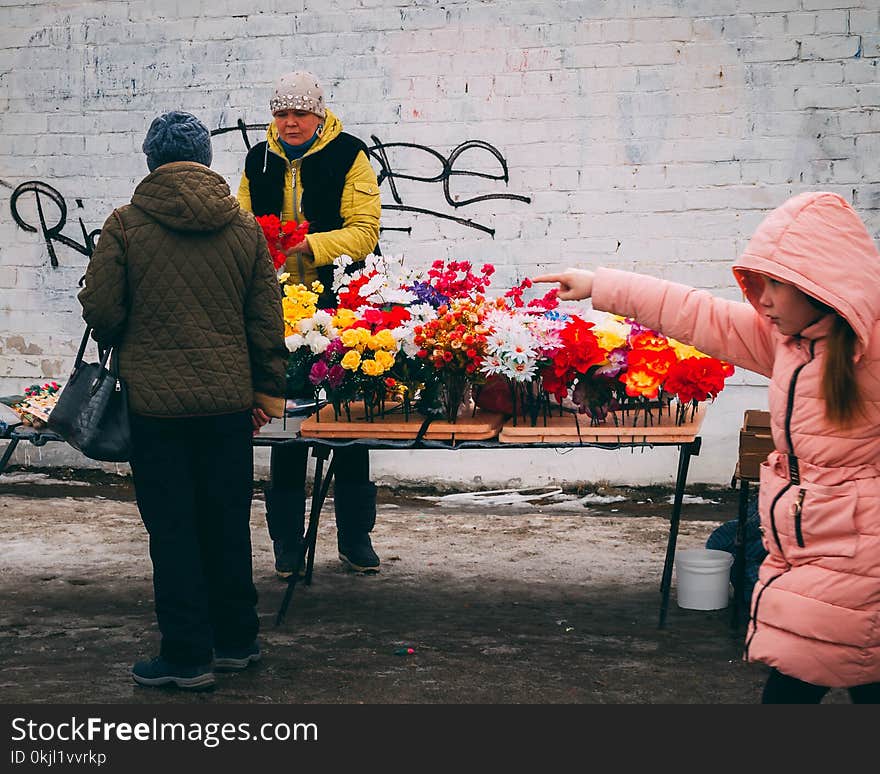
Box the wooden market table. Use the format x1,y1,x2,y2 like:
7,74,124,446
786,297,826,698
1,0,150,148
2,404,710,630
253,403,709,630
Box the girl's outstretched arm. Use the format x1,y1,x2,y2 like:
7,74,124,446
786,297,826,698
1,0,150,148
533,269,594,301
534,267,776,377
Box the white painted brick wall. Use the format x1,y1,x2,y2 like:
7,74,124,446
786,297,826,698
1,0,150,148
2,0,879,488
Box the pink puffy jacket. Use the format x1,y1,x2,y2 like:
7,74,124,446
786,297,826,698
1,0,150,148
591,192,880,687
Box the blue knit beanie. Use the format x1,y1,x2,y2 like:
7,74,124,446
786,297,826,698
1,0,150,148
142,111,213,172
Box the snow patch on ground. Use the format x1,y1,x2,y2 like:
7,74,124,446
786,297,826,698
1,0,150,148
419,487,565,507
418,488,629,510
667,494,720,505
576,493,628,504
0,472,81,485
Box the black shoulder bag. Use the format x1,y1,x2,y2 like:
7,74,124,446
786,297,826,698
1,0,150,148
48,209,132,462
47,329,131,462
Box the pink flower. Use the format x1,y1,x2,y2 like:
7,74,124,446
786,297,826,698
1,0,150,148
328,364,346,389
308,360,329,385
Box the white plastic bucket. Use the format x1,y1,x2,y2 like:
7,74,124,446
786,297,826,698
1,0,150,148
675,548,734,610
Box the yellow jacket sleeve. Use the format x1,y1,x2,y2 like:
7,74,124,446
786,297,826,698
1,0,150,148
306,151,381,267
237,172,253,214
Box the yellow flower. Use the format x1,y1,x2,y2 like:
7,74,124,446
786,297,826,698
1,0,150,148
669,338,704,360
333,308,357,329
310,281,324,295
361,358,383,377
374,350,395,370
594,329,626,353
280,281,320,330
341,328,363,349
282,296,313,326
341,350,361,370
373,329,397,350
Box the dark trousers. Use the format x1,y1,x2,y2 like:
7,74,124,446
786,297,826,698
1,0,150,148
265,443,371,543
130,411,258,665
762,668,880,704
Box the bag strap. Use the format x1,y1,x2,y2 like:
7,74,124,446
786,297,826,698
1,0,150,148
89,209,127,374
112,209,128,251
73,325,113,371
73,325,91,368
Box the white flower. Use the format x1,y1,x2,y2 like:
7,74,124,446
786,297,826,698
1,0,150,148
304,330,331,354
382,287,419,306
285,333,306,352
332,255,355,292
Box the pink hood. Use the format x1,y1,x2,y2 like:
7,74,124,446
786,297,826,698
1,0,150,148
732,191,880,356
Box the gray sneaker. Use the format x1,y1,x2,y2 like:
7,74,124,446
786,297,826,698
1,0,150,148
338,535,380,573
131,657,215,690
214,641,261,672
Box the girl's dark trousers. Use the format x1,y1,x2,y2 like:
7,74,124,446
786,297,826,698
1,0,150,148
129,410,259,666
762,668,880,704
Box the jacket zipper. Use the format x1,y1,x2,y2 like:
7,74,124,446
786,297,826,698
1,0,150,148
289,162,306,280
768,483,789,554
744,571,785,660
793,488,806,547
768,339,815,553
746,339,818,661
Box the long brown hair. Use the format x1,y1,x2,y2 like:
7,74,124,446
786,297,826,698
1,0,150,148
820,313,861,426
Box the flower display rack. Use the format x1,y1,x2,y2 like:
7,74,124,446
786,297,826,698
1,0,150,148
498,402,707,444
300,403,505,441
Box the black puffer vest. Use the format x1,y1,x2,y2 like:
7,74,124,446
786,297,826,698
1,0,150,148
244,133,379,306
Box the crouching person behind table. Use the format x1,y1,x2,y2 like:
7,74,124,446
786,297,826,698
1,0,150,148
237,70,383,577
78,111,288,690
534,191,880,704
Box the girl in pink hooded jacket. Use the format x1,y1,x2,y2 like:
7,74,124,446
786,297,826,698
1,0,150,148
534,191,880,704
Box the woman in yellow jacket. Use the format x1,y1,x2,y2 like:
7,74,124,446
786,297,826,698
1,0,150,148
238,71,383,575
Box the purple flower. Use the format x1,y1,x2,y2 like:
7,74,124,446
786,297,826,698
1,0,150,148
408,281,449,309
328,364,346,389
325,338,345,356
595,348,627,378
309,360,329,385
626,319,652,341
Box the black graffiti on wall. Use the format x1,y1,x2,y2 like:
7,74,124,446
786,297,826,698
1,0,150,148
214,119,532,236
10,119,531,266
10,181,100,267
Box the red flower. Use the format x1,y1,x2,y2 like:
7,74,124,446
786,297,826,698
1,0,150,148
336,273,374,309
527,288,559,311
664,357,734,403
426,259,495,298
255,215,310,270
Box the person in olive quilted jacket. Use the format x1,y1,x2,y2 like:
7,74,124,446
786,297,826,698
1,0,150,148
79,110,288,691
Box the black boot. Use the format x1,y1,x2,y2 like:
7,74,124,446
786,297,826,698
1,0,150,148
265,485,306,579
334,482,380,573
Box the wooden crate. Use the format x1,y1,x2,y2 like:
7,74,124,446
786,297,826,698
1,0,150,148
300,403,504,441
499,403,707,444
738,409,774,480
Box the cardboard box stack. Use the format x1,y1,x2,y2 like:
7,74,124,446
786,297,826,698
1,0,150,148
738,410,775,480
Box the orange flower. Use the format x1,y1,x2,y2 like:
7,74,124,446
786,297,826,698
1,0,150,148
621,348,676,399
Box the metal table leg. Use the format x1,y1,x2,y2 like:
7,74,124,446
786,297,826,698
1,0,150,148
729,478,750,629
658,437,701,628
304,447,335,585
0,435,21,477
275,444,335,625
